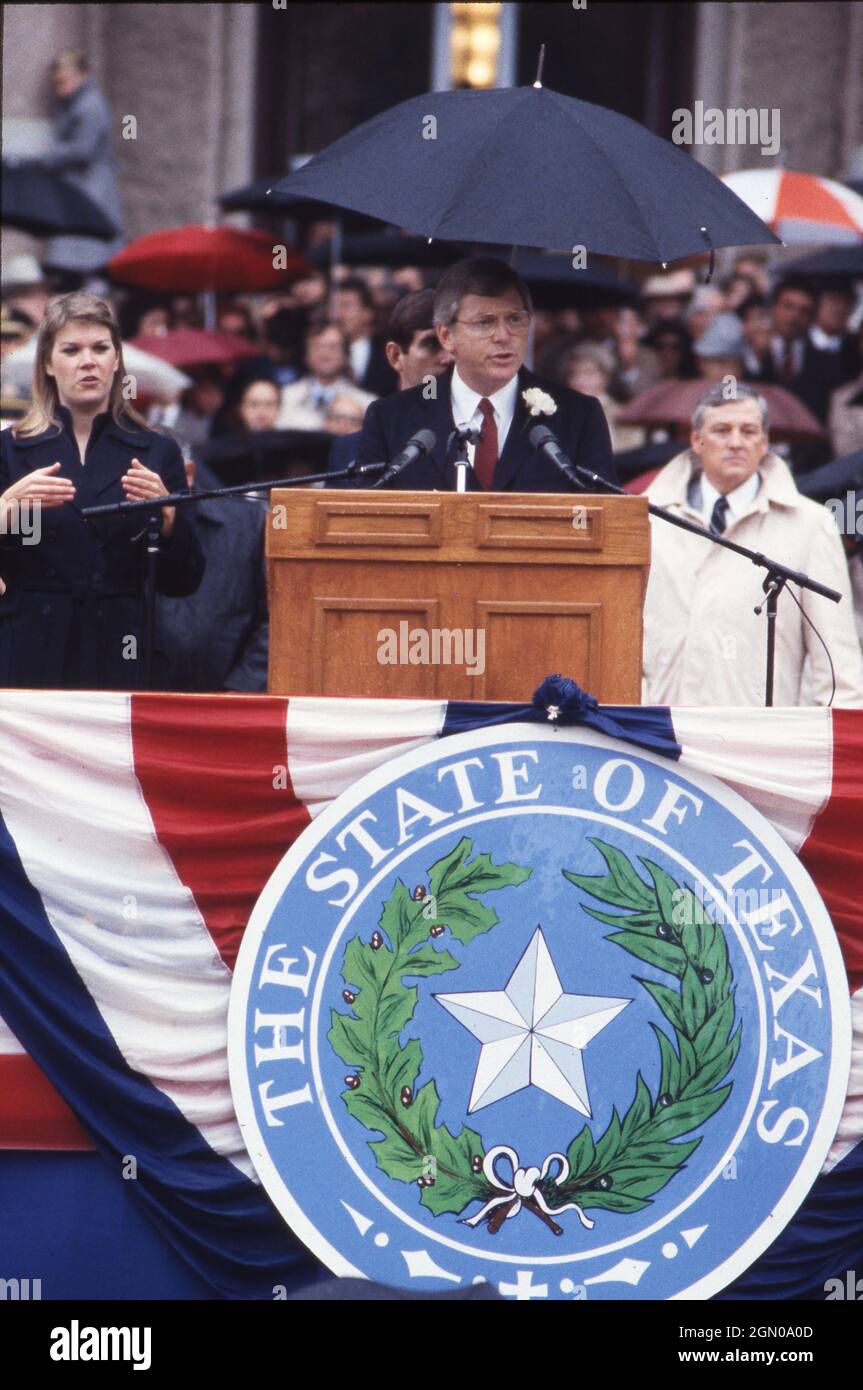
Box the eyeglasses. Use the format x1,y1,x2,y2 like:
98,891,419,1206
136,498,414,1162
452,311,532,339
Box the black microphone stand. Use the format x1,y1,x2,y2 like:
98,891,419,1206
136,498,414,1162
448,425,481,493
81,459,387,688
547,457,842,708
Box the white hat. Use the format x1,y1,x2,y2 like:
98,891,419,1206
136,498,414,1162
694,312,746,358
2,253,49,289
642,269,697,300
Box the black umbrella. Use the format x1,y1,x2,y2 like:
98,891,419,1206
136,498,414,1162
219,179,382,232
197,429,333,485
795,448,863,503
783,246,863,279
309,231,465,270
268,84,779,263
612,438,681,480
501,249,640,309
1,164,118,238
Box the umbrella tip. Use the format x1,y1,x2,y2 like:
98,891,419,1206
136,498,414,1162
533,43,546,88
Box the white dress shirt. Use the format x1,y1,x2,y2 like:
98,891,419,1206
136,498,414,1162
449,366,520,469
349,337,372,386
691,471,761,529
809,325,842,353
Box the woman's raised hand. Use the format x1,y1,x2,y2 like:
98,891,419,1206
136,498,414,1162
0,462,76,517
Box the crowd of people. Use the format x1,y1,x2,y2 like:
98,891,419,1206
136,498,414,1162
2,250,862,706
2,49,862,703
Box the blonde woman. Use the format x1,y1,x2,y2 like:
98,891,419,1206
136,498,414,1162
0,292,204,688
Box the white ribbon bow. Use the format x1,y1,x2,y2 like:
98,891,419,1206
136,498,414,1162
463,1145,595,1231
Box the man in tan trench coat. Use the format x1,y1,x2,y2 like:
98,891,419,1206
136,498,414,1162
642,381,863,707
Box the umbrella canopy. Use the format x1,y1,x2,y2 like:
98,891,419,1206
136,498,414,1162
503,249,640,309
2,336,191,403
795,448,863,502
128,328,263,369
721,170,863,245
198,428,333,484
309,230,465,270
220,179,382,231
268,84,778,262
108,225,311,293
783,245,863,280
617,378,825,443
613,438,681,479
1,164,119,239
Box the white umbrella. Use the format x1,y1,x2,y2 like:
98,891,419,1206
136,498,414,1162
721,169,863,245
1,337,192,403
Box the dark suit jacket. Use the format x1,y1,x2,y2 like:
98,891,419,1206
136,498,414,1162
327,431,361,479
355,337,398,397
156,462,267,692
349,365,616,492
752,337,859,425
0,407,204,688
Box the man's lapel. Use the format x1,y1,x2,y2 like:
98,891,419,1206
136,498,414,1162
424,365,458,485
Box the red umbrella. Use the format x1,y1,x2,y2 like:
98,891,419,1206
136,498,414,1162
128,328,263,368
617,379,825,444
622,467,662,494
108,225,310,292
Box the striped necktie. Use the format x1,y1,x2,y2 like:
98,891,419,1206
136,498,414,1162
710,495,730,534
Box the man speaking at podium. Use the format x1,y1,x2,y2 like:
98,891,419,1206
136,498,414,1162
353,257,617,492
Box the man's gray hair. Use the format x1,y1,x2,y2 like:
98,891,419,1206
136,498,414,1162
433,257,532,328
691,380,769,433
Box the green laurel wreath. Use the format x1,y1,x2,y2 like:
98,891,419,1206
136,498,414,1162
328,835,740,1227
549,839,741,1216
328,837,532,1217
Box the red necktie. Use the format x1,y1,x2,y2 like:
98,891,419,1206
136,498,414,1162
474,398,498,490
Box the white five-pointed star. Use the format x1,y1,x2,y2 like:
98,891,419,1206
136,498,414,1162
435,928,630,1115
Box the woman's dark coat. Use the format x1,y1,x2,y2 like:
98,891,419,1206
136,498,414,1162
0,407,205,688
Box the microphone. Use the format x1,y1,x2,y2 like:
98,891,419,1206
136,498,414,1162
372,429,436,488
528,424,583,490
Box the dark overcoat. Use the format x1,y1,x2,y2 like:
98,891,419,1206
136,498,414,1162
0,406,204,688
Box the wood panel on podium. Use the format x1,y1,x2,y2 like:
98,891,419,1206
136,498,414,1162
266,489,649,702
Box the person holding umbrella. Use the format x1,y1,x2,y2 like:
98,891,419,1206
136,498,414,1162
0,292,204,688
7,51,125,290
353,257,616,492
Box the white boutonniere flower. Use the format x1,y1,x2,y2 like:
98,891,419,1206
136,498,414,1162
522,387,557,417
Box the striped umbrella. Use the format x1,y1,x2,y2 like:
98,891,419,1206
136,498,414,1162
722,170,863,245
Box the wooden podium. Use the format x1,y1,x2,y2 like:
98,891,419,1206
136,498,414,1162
266,489,649,702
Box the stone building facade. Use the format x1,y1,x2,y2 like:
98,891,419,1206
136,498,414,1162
2,2,861,272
